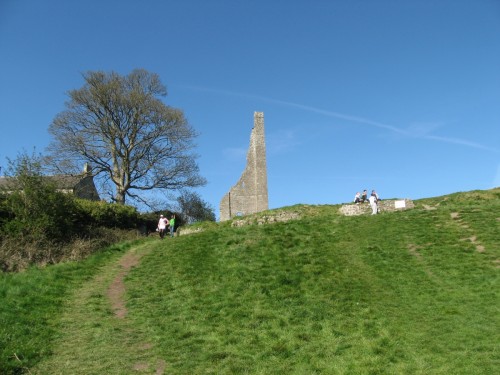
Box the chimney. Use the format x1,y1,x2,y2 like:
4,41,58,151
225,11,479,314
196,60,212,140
83,163,91,175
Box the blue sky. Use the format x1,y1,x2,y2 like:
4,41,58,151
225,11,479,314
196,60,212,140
1,0,499,218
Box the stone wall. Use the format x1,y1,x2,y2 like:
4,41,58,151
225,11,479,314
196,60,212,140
220,112,269,221
231,210,300,227
339,199,414,216
73,175,100,201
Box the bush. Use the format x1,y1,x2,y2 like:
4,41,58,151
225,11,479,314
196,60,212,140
75,199,138,229
0,152,144,271
0,151,82,242
2,178,81,242
0,228,140,272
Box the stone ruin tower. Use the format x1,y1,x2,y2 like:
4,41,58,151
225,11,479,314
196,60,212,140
219,112,269,221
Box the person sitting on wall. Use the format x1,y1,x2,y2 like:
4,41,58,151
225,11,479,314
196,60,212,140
360,190,368,203
354,192,361,203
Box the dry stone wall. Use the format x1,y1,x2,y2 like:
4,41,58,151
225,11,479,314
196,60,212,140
231,210,300,227
339,199,414,216
220,112,269,221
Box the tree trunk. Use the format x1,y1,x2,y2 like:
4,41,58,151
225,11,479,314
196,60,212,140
115,187,126,204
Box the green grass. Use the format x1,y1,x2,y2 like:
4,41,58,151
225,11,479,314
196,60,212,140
32,240,164,374
122,189,498,374
0,239,150,374
1,189,499,374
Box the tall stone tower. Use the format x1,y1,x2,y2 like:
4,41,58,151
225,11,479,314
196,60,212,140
219,112,269,221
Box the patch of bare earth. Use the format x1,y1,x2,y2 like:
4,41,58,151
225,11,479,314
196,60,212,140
106,251,167,374
107,252,141,319
132,360,166,374
451,213,487,253
156,359,167,374
133,362,148,371
408,244,423,260
460,235,486,253
423,204,437,211
408,244,435,278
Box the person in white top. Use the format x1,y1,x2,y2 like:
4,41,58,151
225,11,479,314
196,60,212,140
157,214,168,239
369,194,378,215
368,194,377,215
354,192,361,203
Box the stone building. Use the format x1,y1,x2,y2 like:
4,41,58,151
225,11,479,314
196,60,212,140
220,112,269,221
0,163,100,201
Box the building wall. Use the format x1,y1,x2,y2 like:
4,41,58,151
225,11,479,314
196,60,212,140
73,176,101,201
220,112,269,221
0,173,100,201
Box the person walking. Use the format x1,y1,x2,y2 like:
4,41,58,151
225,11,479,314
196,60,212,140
169,214,176,237
157,214,168,239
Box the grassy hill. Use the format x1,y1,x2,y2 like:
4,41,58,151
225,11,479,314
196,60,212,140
1,189,499,374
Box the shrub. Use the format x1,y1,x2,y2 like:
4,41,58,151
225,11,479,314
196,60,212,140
0,160,81,242
74,199,139,229
0,228,140,272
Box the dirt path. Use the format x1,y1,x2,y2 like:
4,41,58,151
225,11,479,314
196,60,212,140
450,212,486,253
105,247,167,373
33,242,167,374
107,251,142,319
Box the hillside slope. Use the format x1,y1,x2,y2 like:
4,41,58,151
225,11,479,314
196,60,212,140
25,189,500,373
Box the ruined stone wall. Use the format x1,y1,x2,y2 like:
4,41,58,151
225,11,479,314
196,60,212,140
220,112,269,221
339,199,414,216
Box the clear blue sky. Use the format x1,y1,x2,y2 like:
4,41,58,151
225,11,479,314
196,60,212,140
1,0,499,217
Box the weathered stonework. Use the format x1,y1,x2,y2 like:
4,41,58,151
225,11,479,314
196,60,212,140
220,112,269,221
231,210,300,227
177,227,204,236
339,199,414,216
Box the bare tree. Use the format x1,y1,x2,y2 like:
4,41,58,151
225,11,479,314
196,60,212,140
176,190,216,224
47,69,206,205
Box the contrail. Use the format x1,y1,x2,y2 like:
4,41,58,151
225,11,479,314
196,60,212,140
178,85,498,153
